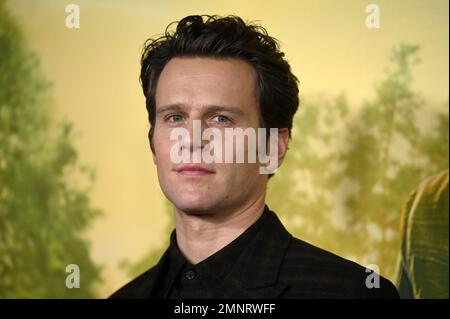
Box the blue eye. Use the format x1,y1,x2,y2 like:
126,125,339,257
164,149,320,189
168,114,184,122
213,115,230,123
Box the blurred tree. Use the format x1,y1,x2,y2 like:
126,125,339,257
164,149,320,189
120,200,173,279
0,0,101,297
268,44,449,282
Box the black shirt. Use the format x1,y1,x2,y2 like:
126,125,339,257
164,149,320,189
110,205,399,299
165,206,268,298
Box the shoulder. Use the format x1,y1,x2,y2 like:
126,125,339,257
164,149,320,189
109,265,159,299
278,237,399,299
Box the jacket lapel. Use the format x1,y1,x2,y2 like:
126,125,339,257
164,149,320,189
213,208,293,298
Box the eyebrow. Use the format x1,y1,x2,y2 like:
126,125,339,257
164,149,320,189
156,103,245,116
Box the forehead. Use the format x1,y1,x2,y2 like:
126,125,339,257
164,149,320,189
155,57,258,111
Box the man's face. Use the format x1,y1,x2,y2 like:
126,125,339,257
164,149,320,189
152,57,268,215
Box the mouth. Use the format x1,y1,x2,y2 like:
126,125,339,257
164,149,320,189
175,164,215,177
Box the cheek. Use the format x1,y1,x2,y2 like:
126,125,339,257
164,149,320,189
152,130,173,167
217,164,265,202
220,162,259,184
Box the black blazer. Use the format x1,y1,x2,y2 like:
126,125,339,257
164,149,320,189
110,207,399,299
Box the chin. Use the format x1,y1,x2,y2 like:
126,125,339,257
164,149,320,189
171,195,216,214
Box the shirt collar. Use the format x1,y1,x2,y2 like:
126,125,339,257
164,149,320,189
163,205,270,295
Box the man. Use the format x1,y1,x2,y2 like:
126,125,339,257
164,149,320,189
111,15,399,299
396,170,449,298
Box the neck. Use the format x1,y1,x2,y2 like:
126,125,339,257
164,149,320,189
173,192,266,264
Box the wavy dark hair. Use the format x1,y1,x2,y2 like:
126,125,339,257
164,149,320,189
140,14,299,152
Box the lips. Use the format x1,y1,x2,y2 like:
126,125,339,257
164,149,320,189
175,164,215,176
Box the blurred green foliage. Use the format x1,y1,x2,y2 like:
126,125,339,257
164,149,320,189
268,44,449,282
120,200,173,278
0,0,101,298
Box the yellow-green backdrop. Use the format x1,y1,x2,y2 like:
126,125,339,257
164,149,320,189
1,0,448,297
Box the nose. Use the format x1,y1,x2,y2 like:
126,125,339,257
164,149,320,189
181,119,209,154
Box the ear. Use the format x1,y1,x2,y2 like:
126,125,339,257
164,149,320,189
277,128,289,167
